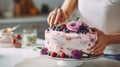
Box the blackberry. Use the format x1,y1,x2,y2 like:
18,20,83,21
79,26,84,30
76,30,81,34
84,26,89,29
47,28,50,31
58,28,63,31
66,55,70,58
83,29,89,34
80,30,84,33
69,56,73,59
56,27,63,31
51,26,56,30
86,29,89,33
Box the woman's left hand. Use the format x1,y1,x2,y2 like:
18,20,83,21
90,28,109,55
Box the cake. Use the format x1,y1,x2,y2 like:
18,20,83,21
41,19,98,60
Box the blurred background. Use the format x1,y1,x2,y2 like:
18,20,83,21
0,0,79,39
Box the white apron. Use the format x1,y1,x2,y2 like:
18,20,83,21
78,0,120,54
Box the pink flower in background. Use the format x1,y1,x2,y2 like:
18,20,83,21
66,21,81,32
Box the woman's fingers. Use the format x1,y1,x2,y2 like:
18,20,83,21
90,41,104,54
50,9,57,26
94,49,104,54
93,44,104,54
90,37,100,50
61,12,67,22
47,8,68,27
90,28,107,55
54,8,63,25
47,8,57,26
48,8,63,27
47,12,53,25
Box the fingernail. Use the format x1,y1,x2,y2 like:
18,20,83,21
50,24,51,27
50,24,52,27
54,23,57,26
50,23,53,27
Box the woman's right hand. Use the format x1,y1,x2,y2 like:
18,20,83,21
47,8,69,27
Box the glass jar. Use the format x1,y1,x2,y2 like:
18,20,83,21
0,30,14,47
22,28,37,46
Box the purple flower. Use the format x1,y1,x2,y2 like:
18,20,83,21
66,21,81,32
81,21,88,27
71,49,82,60
41,48,48,55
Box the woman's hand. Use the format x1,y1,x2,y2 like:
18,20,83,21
47,8,69,27
90,28,109,55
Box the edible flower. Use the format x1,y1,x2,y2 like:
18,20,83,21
71,49,82,60
66,21,81,32
41,48,48,55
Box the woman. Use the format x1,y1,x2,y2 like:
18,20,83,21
47,0,120,60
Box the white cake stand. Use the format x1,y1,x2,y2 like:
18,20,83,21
57,59,83,67
41,54,103,67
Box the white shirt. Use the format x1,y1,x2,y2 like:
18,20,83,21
78,0,120,54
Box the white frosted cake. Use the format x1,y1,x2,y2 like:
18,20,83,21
41,20,98,60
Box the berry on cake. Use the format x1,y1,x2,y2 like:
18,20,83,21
41,18,98,60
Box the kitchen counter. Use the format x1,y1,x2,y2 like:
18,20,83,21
15,56,120,67
0,15,47,23
0,39,120,67
0,38,44,67
0,47,39,67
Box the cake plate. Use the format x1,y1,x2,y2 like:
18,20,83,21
41,54,103,67
57,59,83,67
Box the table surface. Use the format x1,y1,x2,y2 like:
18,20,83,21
0,39,120,67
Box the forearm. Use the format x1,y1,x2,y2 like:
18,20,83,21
61,0,78,19
106,33,120,45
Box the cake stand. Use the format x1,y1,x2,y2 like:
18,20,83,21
41,54,103,67
57,59,83,67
